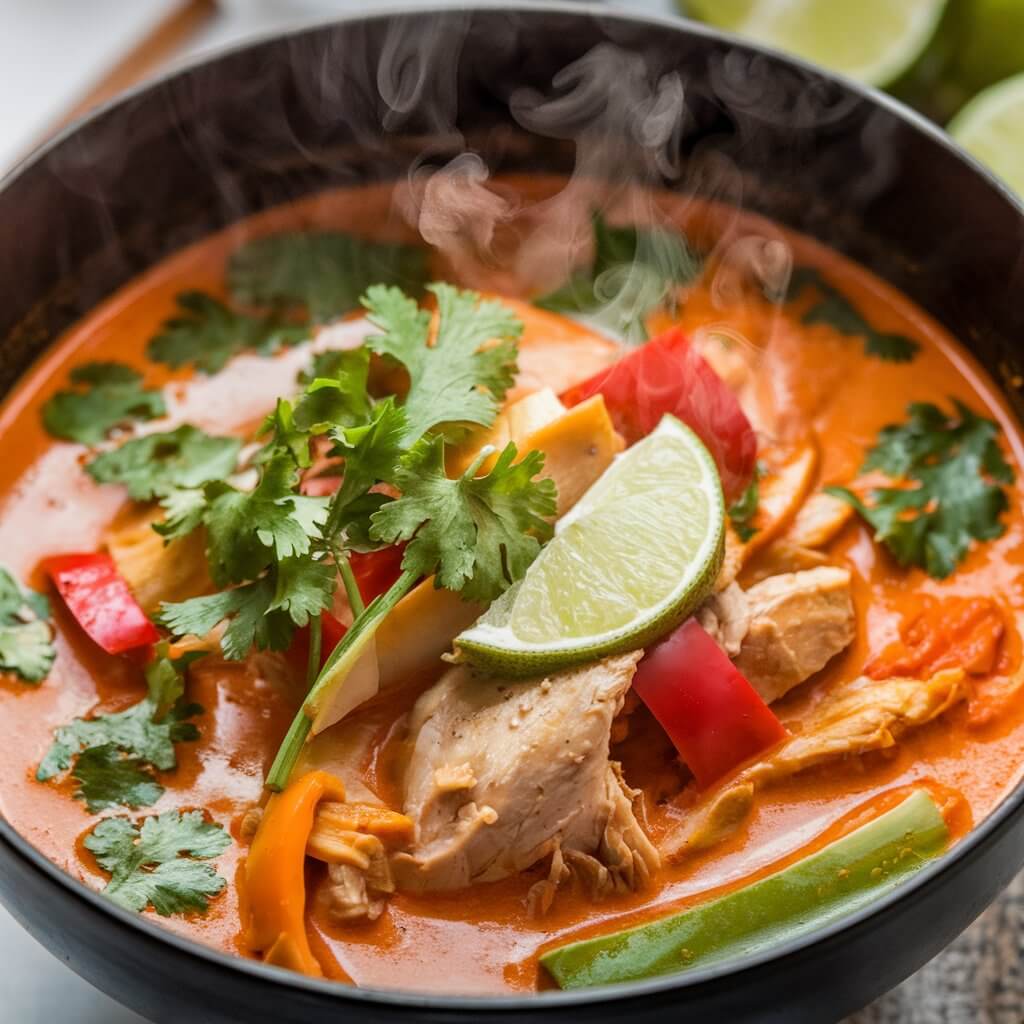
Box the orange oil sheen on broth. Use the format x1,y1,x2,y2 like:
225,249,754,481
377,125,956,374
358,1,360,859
0,177,1022,994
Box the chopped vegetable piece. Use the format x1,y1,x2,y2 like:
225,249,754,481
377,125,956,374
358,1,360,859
363,283,521,444
228,231,427,323
0,567,55,683
633,618,786,788
46,552,160,655
147,292,307,374
244,770,347,976
37,643,204,811
542,790,948,988
286,610,347,678
828,400,1014,578
349,545,407,606
41,362,166,445
86,425,243,500
868,595,1006,679
560,327,756,501
785,267,920,363
85,809,231,915
536,211,701,342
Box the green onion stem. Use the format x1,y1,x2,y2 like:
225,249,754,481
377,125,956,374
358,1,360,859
265,567,419,791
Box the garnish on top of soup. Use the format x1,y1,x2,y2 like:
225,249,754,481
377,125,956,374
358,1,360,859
0,178,1021,994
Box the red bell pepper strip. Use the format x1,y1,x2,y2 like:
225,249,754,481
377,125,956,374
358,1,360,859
632,618,786,788
560,327,756,501
349,544,406,606
45,553,160,655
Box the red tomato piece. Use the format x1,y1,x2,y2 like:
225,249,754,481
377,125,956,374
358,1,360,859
286,610,348,679
45,553,160,656
633,618,787,788
560,327,756,501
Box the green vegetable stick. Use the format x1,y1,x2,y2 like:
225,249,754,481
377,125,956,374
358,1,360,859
541,790,948,989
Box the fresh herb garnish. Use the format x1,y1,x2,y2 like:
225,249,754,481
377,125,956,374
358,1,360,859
728,468,761,543
42,362,166,445
364,283,520,442
0,568,55,683
37,645,204,811
536,211,701,343
147,282,555,789
785,267,920,363
827,400,1014,578
228,231,428,323
147,292,308,375
86,425,242,501
84,809,231,915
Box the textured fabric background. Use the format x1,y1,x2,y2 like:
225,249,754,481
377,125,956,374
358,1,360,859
851,872,1024,1023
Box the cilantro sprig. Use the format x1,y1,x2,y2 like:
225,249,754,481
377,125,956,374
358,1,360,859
147,292,307,374
37,645,204,811
86,425,242,501
785,267,920,363
828,400,1015,578
85,809,231,915
0,568,55,684
727,467,761,543
42,362,166,444
536,211,701,343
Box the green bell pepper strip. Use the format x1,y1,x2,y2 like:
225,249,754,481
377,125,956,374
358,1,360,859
541,790,949,989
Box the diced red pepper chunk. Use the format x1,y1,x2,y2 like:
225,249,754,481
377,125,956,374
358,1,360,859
560,327,756,501
633,618,787,788
45,553,160,655
349,545,406,606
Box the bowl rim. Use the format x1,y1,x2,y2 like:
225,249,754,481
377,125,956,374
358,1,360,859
2,0,1023,1010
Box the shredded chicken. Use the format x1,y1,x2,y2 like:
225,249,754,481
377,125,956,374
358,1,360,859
735,566,855,703
393,653,659,906
662,668,967,860
784,491,855,549
697,582,750,656
308,801,414,923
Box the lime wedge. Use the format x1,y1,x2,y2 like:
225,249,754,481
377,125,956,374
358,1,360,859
454,415,725,676
684,0,948,89
949,71,1024,197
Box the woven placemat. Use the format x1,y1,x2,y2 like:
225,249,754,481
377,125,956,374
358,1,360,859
849,871,1024,1024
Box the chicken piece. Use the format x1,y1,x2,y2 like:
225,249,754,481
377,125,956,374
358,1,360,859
784,491,854,548
393,653,659,899
697,582,750,657
735,566,855,703
741,540,830,585
663,667,967,860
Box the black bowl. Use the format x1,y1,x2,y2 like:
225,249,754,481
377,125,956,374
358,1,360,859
2,5,1023,1022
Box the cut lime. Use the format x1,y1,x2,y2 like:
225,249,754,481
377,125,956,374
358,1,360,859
949,71,1024,198
454,415,725,676
683,0,948,89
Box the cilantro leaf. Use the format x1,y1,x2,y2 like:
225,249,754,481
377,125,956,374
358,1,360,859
86,425,242,501
827,400,1014,578
147,292,308,374
728,468,761,543
84,809,231,915
37,645,204,810
364,283,520,443
42,362,166,445
785,267,920,363
293,348,372,433
370,437,556,602
0,567,55,684
228,231,428,323
73,745,165,813
536,212,701,343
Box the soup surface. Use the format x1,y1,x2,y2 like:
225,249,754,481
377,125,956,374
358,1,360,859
0,176,1022,994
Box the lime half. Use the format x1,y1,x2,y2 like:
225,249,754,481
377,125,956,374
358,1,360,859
455,415,725,676
949,71,1024,198
684,0,948,89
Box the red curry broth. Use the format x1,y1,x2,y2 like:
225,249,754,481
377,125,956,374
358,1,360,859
0,177,1022,994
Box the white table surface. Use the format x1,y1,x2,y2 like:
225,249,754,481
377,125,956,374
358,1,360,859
0,2,1017,1022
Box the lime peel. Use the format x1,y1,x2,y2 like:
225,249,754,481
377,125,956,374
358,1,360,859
949,71,1024,199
